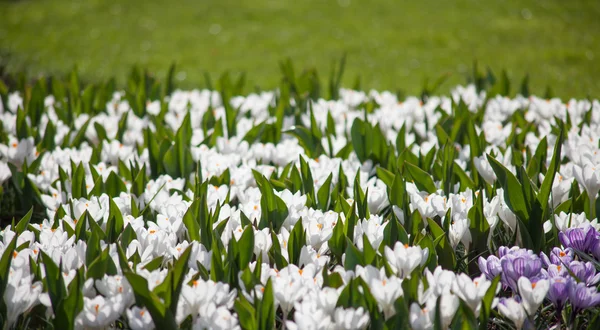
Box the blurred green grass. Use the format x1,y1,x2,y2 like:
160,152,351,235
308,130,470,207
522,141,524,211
1,0,599,98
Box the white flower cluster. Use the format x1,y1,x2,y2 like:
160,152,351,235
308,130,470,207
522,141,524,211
0,83,599,329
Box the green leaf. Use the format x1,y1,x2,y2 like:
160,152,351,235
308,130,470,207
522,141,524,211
395,123,407,155
41,251,67,316
124,271,178,329
468,191,490,258
389,174,406,208
329,217,346,259
317,173,333,210
120,223,137,251
387,296,411,329
41,120,57,150
427,218,456,270
242,121,266,144
478,276,501,329
210,239,225,282
86,247,116,280
344,238,364,270
70,162,87,199
106,197,125,243
183,199,202,242
362,234,377,266
105,171,127,197
487,155,529,221
167,245,192,315
70,117,92,148
16,106,30,139
257,278,275,330
405,161,437,193
15,207,33,235
351,118,372,163
326,111,337,137
28,80,45,127
254,172,289,232
235,296,257,330
288,218,306,265
539,130,564,213
0,236,18,320
54,268,84,330
237,225,255,268
299,155,316,202
322,266,345,289
453,161,476,190
376,166,395,188
417,234,437,271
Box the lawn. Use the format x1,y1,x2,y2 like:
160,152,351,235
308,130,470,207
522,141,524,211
1,0,599,98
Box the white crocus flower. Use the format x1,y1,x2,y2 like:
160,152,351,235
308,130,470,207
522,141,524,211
79,295,121,328
354,216,387,251
409,302,434,330
298,244,330,270
473,156,497,185
425,266,456,296
333,307,370,330
126,306,155,330
306,216,333,249
496,188,517,232
0,136,35,167
272,265,313,313
553,212,593,232
369,274,403,319
517,277,549,316
4,269,42,327
451,273,492,316
365,178,389,214
253,227,273,261
179,279,236,323
0,160,11,184
384,242,429,278
95,274,134,309
188,241,212,271
424,292,459,328
449,217,470,249
8,92,23,112
498,298,526,330
440,293,459,327
193,304,240,330
287,296,333,330
73,195,108,225
573,162,600,200
541,171,573,208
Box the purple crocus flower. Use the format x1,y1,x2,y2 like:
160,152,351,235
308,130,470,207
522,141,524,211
568,280,600,313
547,276,570,312
545,264,568,278
498,246,521,258
500,251,543,292
540,247,573,267
568,261,600,286
591,239,600,262
478,255,502,280
558,224,599,253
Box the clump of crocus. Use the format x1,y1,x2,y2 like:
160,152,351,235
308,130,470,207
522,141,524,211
479,246,545,292
547,276,570,313
499,247,544,292
540,247,573,267
558,224,599,253
568,280,600,314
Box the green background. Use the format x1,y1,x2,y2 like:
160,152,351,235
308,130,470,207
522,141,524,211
1,0,599,98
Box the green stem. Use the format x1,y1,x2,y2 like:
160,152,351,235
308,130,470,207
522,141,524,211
590,197,597,221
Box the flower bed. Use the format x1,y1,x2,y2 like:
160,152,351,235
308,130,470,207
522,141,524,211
0,67,599,329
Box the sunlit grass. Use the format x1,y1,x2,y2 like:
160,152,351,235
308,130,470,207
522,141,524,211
1,0,599,97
